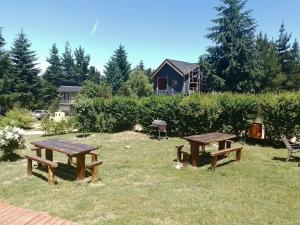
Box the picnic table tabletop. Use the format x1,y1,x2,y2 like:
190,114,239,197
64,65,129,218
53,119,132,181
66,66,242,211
31,139,98,156
184,132,236,145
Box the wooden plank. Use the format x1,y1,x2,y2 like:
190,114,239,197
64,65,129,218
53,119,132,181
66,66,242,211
31,140,98,156
210,147,243,157
25,155,58,168
184,132,236,145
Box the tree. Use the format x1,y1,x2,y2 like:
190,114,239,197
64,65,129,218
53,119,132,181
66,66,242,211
256,33,284,90
276,22,292,70
104,59,123,94
74,46,90,83
291,39,300,62
86,66,101,84
138,60,145,71
114,45,131,82
118,69,153,97
61,42,75,84
0,28,13,95
79,80,112,98
10,30,41,108
43,44,63,86
104,45,131,94
205,0,263,92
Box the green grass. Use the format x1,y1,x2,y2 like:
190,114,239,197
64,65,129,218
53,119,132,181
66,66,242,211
0,132,300,225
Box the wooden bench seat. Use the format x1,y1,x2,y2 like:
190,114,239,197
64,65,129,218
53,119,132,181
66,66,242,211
25,154,58,184
86,160,103,182
210,147,243,171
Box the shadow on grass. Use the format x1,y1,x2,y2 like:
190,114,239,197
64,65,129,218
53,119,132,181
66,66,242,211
32,162,92,182
0,153,23,162
174,151,238,169
76,134,91,138
272,156,300,163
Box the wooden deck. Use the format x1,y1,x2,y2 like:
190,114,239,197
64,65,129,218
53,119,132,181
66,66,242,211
0,203,78,225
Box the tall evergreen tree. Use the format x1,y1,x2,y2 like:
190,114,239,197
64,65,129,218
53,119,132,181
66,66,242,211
10,30,40,108
114,45,131,82
205,0,263,92
86,66,101,84
256,33,284,90
0,28,13,94
138,60,145,71
276,22,292,69
74,46,90,83
291,39,300,62
43,43,63,86
61,42,75,84
104,59,122,94
104,45,131,93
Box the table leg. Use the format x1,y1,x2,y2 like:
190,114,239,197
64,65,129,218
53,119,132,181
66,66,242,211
45,149,53,161
76,154,86,180
190,143,200,167
36,148,42,168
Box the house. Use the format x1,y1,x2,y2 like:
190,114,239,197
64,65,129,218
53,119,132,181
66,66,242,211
57,86,81,115
151,59,203,95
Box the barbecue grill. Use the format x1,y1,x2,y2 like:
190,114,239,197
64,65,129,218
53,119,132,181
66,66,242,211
150,119,168,140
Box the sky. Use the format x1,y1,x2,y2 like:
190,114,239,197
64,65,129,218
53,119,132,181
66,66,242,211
0,0,300,73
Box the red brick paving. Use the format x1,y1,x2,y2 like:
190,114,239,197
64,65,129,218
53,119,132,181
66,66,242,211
0,203,78,225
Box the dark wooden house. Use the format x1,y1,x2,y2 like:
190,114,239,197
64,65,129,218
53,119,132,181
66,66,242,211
151,59,203,95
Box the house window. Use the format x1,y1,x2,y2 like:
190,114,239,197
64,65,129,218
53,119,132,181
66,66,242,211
158,78,167,90
61,92,69,103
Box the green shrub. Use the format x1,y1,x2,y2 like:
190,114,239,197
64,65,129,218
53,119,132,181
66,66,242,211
74,92,300,143
1,108,34,129
41,117,77,136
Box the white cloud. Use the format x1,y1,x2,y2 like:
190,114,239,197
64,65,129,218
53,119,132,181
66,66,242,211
90,21,99,35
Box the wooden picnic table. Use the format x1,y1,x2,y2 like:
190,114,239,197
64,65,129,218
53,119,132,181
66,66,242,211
31,139,98,180
183,132,236,167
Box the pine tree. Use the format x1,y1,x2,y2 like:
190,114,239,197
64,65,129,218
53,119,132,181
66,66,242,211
61,42,75,84
86,66,101,84
10,30,40,108
0,28,13,94
74,46,90,83
138,60,145,71
43,43,63,86
104,59,122,94
114,45,131,82
104,45,131,93
276,22,292,69
205,0,263,92
256,33,284,90
291,39,300,62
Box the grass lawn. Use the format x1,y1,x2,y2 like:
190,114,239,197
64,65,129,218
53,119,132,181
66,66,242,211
0,132,300,225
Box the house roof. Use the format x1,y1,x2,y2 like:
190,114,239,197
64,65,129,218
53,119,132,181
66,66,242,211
151,59,199,79
57,86,82,92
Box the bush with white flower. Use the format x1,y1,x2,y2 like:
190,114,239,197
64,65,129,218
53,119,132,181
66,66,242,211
0,126,25,156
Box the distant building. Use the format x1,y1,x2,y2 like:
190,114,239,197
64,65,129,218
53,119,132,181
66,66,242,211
151,59,204,95
57,86,81,115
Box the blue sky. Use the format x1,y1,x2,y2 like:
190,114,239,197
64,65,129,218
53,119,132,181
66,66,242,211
0,0,299,73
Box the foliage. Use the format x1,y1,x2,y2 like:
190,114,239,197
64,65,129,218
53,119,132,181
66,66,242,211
43,43,63,86
75,92,300,143
41,117,76,136
0,108,34,129
204,0,263,93
104,45,131,94
79,80,112,99
10,30,41,108
118,69,153,97
0,126,25,155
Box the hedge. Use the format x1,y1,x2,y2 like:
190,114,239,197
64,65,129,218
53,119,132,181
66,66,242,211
74,92,300,143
